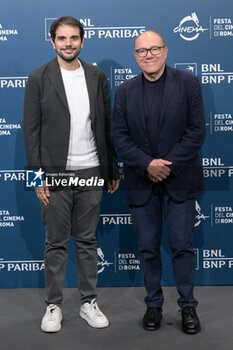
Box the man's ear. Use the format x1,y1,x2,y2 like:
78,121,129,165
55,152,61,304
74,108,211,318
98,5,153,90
50,39,56,50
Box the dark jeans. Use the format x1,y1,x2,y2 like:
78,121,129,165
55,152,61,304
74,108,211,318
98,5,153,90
130,187,197,309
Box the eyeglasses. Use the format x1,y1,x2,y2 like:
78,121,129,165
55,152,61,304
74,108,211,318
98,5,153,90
134,45,166,58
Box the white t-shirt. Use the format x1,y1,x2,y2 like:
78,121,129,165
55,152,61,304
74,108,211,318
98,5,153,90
60,62,100,170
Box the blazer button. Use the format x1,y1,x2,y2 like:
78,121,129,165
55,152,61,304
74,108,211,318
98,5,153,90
145,143,149,146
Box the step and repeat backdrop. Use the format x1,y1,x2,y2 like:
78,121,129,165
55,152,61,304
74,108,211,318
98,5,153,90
0,0,233,288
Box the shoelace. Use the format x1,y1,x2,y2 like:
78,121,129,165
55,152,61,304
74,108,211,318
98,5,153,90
147,308,156,317
147,308,161,320
47,304,59,320
87,300,103,317
180,307,196,318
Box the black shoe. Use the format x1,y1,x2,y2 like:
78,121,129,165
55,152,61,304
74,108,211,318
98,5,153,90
143,307,162,331
181,307,201,334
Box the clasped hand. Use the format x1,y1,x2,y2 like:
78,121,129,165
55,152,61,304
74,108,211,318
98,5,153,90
147,158,172,183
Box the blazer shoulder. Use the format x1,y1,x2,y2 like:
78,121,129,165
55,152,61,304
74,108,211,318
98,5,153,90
28,58,57,80
116,74,139,93
80,59,107,78
168,65,199,83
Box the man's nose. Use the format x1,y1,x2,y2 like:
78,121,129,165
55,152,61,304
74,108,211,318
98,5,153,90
65,38,72,46
146,49,153,58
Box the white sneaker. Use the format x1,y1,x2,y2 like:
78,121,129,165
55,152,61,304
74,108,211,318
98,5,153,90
41,304,62,332
79,299,109,328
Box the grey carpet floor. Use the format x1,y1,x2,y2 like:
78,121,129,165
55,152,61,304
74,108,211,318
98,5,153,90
0,286,232,350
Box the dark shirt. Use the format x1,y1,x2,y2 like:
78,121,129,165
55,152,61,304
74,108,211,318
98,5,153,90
142,71,165,122
142,69,166,157
142,70,167,194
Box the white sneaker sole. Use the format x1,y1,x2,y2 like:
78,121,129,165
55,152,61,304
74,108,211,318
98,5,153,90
79,310,109,328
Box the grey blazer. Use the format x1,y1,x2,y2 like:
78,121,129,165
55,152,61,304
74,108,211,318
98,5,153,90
23,57,119,186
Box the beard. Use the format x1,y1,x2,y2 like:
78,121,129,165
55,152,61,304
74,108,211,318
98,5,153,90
57,47,80,63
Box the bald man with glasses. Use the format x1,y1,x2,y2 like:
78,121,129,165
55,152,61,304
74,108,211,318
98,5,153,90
111,30,206,334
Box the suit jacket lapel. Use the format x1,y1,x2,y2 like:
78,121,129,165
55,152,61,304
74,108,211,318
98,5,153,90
159,66,177,127
133,73,148,140
47,58,69,113
81,59,98,124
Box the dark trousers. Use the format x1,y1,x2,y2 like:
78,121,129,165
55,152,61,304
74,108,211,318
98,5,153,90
41,167,103,306
130,187,198,309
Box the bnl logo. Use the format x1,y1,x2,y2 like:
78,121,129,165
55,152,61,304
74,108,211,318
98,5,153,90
45,18,56,41
174,63,197,76
26,169,44,187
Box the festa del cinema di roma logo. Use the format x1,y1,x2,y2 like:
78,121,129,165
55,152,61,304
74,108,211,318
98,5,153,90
195,201,209,227
97,247,113,274
173,12,209,41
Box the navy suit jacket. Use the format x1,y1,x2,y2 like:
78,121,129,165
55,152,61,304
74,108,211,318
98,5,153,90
111,65,206,205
